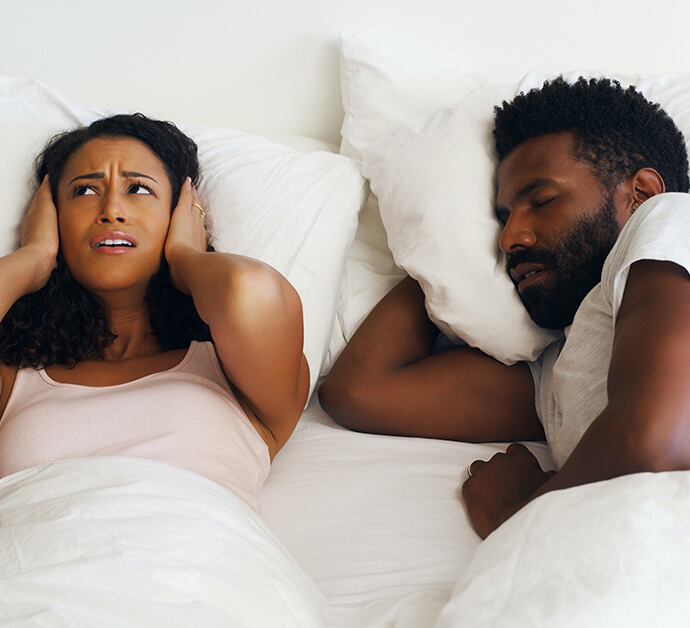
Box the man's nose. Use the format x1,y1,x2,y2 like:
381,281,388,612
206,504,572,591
499,213,536,254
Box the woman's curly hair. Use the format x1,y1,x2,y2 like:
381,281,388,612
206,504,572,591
0,113,212,368
493,76,690,193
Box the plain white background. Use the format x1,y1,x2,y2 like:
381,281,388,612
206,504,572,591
1,0,690,143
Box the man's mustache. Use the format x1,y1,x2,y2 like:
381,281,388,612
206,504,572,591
505,248,558,274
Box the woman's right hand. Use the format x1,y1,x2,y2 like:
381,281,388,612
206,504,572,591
19,176,59,293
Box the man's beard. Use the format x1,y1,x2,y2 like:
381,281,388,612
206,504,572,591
506,197,621,330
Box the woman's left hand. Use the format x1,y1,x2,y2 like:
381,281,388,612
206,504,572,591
165,178,208,294
462,443,553,539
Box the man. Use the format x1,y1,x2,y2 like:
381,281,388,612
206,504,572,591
319,77,690,538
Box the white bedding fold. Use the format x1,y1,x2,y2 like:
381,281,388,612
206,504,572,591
0,457,326,627
434,471,690,627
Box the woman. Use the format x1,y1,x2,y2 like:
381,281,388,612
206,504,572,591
0,113,309,512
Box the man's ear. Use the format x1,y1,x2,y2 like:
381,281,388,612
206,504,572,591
630,168,665,210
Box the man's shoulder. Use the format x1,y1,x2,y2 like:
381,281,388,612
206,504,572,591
618,192,690,243
606,192,690,273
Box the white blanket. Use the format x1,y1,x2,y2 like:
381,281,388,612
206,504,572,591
434,471,690,627
5,424,686,627
0,457,326,627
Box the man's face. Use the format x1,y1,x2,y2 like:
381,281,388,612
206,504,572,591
495,132,629,329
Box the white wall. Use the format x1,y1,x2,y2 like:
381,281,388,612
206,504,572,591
1,0,689,144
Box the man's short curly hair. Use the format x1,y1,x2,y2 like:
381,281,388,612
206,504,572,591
493,77,690,193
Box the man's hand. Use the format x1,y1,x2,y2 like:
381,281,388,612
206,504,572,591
462,443,553,539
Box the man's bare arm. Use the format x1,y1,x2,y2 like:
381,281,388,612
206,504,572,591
319,275,543,442
464,259,690,537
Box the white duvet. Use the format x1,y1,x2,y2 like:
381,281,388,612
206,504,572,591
3,434,690,627
0,457,326,627
434,471,690,628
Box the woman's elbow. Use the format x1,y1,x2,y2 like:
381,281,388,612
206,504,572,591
214,260,303,335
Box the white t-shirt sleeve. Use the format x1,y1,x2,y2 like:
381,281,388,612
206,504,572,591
531,193,690,467
603,192,690,320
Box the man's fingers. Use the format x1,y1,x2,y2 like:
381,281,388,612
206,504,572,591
505,442,530,455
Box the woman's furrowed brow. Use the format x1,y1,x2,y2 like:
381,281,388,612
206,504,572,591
67,172,104,185
67,171,159,185
122,171,158,183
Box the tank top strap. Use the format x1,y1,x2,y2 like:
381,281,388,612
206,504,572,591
182,341,232,391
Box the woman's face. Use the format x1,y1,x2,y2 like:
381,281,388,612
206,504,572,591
56,136,173,300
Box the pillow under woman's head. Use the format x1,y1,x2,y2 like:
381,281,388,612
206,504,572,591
0,76,367,398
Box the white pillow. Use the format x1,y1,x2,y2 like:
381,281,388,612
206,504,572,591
339,32,485,161
191,125,366,394
340,33,557,364
0,77,109,257
361,82,559,363
0,76,367,398
342,35,690,363
323,33,498,368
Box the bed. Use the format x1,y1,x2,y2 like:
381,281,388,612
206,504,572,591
2,2,690,626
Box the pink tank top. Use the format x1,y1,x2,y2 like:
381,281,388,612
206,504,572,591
0,341,270,511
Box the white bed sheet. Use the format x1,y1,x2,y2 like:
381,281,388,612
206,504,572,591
265,399,690,627
262,397,553,627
